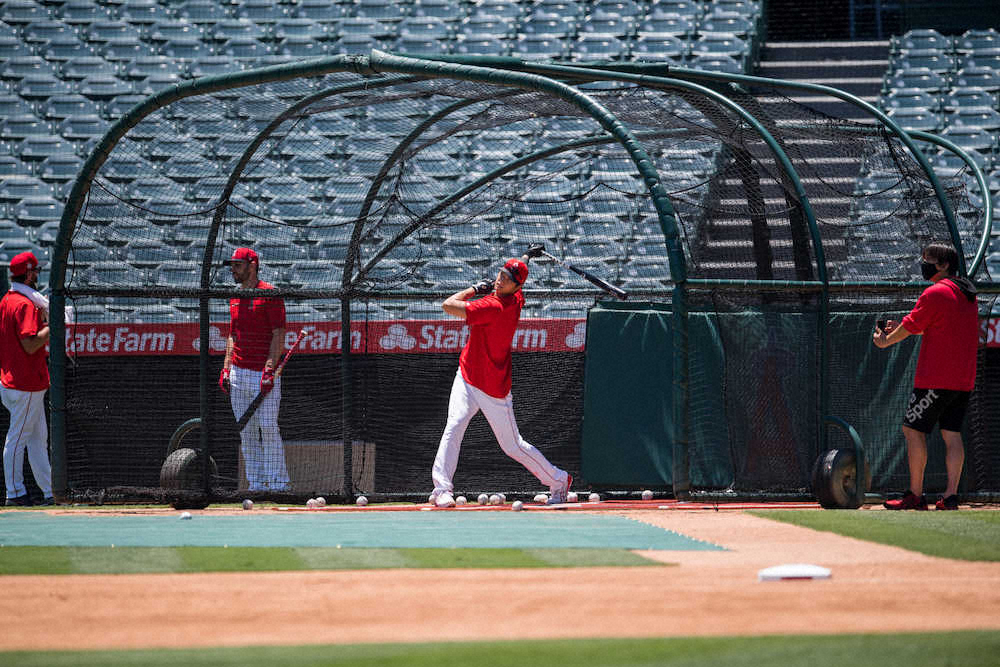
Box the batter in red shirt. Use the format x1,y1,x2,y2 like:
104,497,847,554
873,242,979,511
1,251,53,506
219,247,289,493
429,245,572,508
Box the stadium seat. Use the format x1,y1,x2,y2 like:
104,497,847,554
522,12,577,39
885,107,941,132
0,35,34,60
890,52,955,74
512,35,567,60
955,28,1000,55
885,66,948,92
953,66,1000,92
637,11,696,37
296,0,351,22
1,0,48,25
949,107,1000,131
17,73,75,99
14,196,61,227
356,0,410,22
23,20,75,46
18,134,76,162
631,33,688,62
883,87,940,111
458,15,516,39
474,0,525,20
59,0,115,27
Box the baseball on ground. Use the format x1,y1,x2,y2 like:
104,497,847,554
642,489,654,500
588,492,601,502
567,491,578,503
315,497,327,507
512,500,524,511
306,498,318,508
356,495,368,506
489,493,501,506
477,493,489,505
179,511,192,520
534,493,548,504
242,499,253,510
455,495,467,506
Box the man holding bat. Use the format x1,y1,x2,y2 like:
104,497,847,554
219,247,290,492
429,244,573,507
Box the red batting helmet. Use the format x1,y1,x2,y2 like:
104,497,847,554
501,258,528,284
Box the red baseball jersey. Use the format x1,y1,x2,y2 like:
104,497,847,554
901,278,979,391
459,290,525,398
229,280,286,372
0,291,49,392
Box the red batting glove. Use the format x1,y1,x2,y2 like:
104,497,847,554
260,366,275,395
219,367,230,394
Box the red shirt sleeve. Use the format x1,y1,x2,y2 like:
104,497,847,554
465,295,502,326
15,300,39,340
901,287,941,335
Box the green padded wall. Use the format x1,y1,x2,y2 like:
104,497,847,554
581,302,673,487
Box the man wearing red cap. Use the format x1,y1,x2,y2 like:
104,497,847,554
429,244,572,507
1,251,53,506
219,247,290,492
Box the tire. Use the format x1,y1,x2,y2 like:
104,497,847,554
167,417,202,457
160,446,217,510
811,448,871,509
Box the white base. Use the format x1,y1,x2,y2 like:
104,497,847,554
758,563,831,581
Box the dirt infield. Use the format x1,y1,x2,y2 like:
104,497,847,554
2,509,999,651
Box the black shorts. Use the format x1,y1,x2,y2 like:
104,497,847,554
902,388,971,434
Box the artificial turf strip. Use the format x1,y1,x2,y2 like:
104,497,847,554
0,546,664,575
750,509,1000,561
3,632,999,667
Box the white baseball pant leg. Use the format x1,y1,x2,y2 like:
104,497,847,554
432,370,568,494
230,365,290,492
1,386,52,500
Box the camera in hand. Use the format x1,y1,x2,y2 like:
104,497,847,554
877,319,887,331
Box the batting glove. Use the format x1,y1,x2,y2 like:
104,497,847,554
260,366,275,395
219,367,230,395
525,243,545,259
472,279,494,296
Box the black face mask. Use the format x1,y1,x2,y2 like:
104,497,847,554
921,261,939,280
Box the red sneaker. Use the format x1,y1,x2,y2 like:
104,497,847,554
884,490,928,510
935,495,959,510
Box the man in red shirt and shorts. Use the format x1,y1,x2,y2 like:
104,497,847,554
1,252,53,506
873,242,979,510
429,244,572,508
219,247,290,492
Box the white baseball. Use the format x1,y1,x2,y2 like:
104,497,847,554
455,495,467,506
315,497,327,507
534,493,548,504
356,495,368,506
489,493,501,506
477,493,489,505
588,492,601,502
567,491,578,503
306,498,318,508
179,511,192,520
242,499,253,510
498,493,506,503
512,500,524,511
641,489,654,501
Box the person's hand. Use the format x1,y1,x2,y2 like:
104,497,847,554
260,366,275,395
219,367,230,394
872,329,890,349
472,279,493,296
525,243,545,259
883,319,897,334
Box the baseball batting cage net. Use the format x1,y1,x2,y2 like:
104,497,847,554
48,53,995,505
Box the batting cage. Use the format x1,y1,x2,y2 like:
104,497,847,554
47,52,996,505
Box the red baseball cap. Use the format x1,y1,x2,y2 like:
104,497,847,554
223,247,259,266
501,258,528,284
9,251,40,276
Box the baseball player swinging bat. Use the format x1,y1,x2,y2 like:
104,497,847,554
236,328,308,431
539,249,629,300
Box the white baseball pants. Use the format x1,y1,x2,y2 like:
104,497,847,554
2,386,51,500
229,365,290,492
432,370,569,494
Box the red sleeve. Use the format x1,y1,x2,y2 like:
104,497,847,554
901,288,940,335
15,300,38,340
266,298,286,331
465,295,502,326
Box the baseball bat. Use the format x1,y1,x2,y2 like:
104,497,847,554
236,328,308,431
539,250,628,300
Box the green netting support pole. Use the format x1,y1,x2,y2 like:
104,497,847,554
908,130,993,277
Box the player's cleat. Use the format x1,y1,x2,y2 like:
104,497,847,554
38,496,55,506
547,474,572,505
5,494,31,507
883,490,927,510
435,492,456,508
935,494,959,510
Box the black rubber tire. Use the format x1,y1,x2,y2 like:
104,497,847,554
811,448,871,509
166,417,202,457
160,446,217,510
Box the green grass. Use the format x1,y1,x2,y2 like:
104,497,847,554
2,632,998,667
0,546,665,575
751,509,1000,561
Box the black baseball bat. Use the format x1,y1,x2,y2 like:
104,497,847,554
236,329,308,431
540,250,628,300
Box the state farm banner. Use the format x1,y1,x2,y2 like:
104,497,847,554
63,319,590,356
